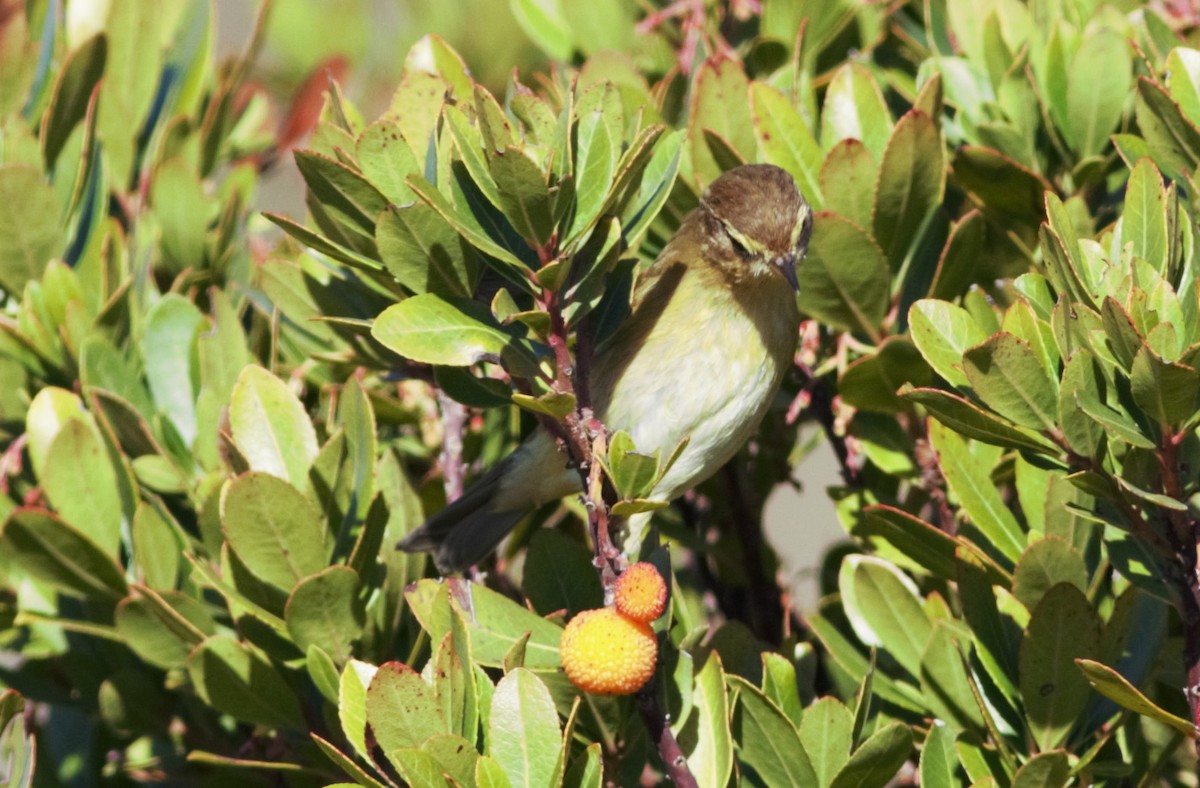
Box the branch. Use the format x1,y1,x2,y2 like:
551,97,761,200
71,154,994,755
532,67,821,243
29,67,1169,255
436,390,467,504
637,682,698,788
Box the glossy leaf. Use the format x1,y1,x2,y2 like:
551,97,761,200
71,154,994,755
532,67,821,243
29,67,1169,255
796,213,889,340
366,661,446,753
0,508,127,600
285,566,365,665
749,82,823,207
1020,584,1101,750
962,332,1058,432
928,420,1025,563
828,722,912,788
1076,658,1196,737
873,110,945,271
797,696,851,786
488,668,562,788
229,366,320,491
221,472,330,591
187,635,305,729
0,165,62,296
372,294,539,375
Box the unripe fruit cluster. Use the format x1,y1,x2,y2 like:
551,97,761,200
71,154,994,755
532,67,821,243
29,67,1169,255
560,563,668,696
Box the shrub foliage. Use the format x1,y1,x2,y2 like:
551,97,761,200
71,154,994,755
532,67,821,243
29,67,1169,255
5,0,1200,785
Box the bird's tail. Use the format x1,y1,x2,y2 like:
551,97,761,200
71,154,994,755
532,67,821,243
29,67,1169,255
398,456,528,574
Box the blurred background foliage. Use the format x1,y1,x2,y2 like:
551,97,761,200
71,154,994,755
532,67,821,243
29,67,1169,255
9,0,1200,786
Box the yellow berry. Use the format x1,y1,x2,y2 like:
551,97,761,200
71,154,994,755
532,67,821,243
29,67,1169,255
614,562,668,623
560,607,657,695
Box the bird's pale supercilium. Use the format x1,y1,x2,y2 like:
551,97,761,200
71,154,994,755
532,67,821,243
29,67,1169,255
401,163,814,573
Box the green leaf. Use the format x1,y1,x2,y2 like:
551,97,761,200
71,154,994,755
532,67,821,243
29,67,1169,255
859,505,1009,586
838,337,932,414
838,555,930,678
820,140,877,230
749,82,824,208
873,110,945,270
39,33,106,169
1020,583,1100,750
1136,76,1200,181
957,552,1020,701
760,652,804,728
143,295,202,445
338,659,378,761
511,391,576,419
1011,751,1068,787
730,676,818,786
115,589,216,669
294,150,390,237
903,388,1056,454
152,157,209,271
1058,349,1105,457
487,668,562,788
797,696,851,786
366,661,447,753
908,299,989,388
950,145,1048,231
929,211,988,300
285,566,365,665
489,145,555,246
606,430,659,499
511,0,572,60
448,579,563,669
689,58,755,182
928,420,1025,564
686,653,734,788
1130,345,1199,428
919,622,984,731
40,419,122,555
1076,658,1196,737
376,203,477,298
962,332,1059,432
569,83,620,239
221,472,330,591
0,508,127,600
522,530,603,618
1012,537,1087,611
477,754,515,788
563,742,602,788
0,165,62,295
796,213,889,340
821,64,893,159
828,722,912,788
1121,158,1168,269
918,722,959,788
187,634,305,729
372,294,540,376
355,120,420,205
1065,30,1131,157
229,366,320,491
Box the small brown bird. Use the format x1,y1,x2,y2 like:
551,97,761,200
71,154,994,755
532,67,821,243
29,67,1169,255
402,164,813,572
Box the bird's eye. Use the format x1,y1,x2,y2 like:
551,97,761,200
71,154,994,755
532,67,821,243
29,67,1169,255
726,228,752,259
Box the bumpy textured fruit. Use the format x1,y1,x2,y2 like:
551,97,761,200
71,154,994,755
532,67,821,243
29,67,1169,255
614,562,668,623
560,607,657,695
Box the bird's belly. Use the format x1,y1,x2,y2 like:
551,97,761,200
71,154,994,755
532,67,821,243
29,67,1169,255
599,309,788,499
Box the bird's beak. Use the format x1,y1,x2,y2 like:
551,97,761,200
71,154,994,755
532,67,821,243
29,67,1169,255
774,252,800,293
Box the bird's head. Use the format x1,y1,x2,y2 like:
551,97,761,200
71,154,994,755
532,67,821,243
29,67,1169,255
698,164,813,292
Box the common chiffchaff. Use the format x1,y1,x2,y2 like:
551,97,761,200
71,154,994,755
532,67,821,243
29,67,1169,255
402,163,814,572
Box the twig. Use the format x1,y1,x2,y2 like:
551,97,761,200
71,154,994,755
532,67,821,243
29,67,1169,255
794,364,861,487
436,390,467,504
1156,429,1200,760
536,249,694,785
722,463,784,643
636,682,698,788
